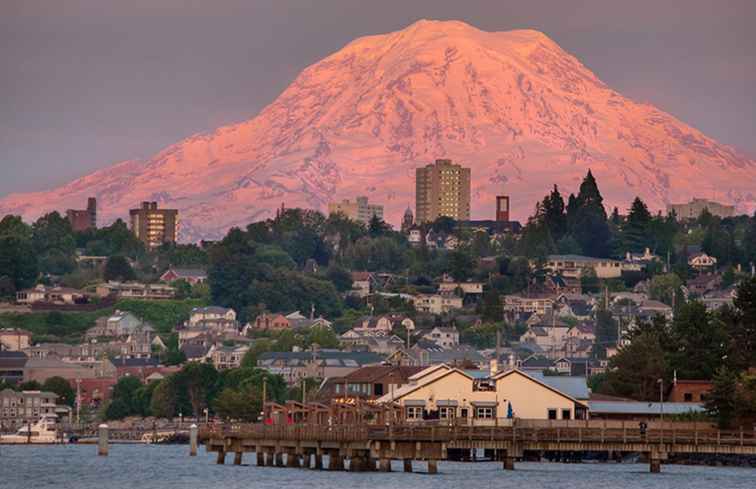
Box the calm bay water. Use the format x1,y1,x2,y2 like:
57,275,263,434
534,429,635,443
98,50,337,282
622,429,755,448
0,445,754,489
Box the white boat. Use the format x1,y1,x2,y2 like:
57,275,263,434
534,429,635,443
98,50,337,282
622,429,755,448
0,414,65,444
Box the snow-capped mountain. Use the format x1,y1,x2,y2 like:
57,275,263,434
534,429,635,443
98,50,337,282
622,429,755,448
2,19,755,240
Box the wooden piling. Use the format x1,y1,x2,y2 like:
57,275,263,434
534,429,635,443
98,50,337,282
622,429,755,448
503,457,515,471
189,424,198,456
97,424,109,457
313,453,323,470
379,458,392,472
650,458,661,473
403,459,413,473
233,452,243,465
427,460,438,474
216,450,226,465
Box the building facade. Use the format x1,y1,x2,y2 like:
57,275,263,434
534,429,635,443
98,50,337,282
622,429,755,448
667,198,736,220
328,196,384,224
66,197,97,232
415,159,471,224
129,201,178,248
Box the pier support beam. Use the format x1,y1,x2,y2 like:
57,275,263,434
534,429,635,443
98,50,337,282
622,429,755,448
256,450,265,467
216,450,226,465
275,452,284,467
650,458,661,473
97,424,109,457
233,452,243,466
427,460,438,474
379,458,392,472
403,459,413,473
189,424,198,456
328,453,344,471
313,454,323,470
503,457,515,471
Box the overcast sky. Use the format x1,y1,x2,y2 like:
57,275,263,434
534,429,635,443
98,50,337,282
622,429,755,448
1,0,754,197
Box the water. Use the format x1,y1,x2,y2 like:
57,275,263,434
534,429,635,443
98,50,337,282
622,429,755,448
0,445,754,489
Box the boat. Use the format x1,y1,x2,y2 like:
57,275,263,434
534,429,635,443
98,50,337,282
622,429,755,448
0,414,65,444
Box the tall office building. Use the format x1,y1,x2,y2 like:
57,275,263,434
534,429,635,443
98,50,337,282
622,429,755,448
327,196,384,224
66,197,97,232
129,202,178,249
415,159,471,223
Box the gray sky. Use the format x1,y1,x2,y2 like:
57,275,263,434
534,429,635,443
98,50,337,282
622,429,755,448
1,0,754,197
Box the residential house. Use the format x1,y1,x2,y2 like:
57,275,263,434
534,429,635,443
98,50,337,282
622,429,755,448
86,310,154,339
438,278,484,296
252,313,291,331
285,311,333,330
353,315,395,335
189,306,237,327
701,287,737,311
637,299,674,321
159,267,207,284
502,293,554,316
422,326,460,349
412,293,463,314
256,351,383,385
16,285,87,305
686,274,722,297
0,328,32,351
544,254,624,279
688,252,717,271
206,344,250,370
95,281,175,300
350,271,372,298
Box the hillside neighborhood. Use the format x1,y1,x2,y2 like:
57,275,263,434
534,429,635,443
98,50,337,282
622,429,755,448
1,169,755,433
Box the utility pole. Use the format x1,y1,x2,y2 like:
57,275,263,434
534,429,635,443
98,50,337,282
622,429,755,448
75,378,81,426
301,377,306,404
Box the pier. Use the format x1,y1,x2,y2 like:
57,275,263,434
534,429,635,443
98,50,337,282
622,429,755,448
201,420,756,473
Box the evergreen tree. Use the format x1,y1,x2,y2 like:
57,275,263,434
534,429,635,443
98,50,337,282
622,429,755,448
541,185,567,240
622,197,652,252
569,171,611,257
705,366,739,428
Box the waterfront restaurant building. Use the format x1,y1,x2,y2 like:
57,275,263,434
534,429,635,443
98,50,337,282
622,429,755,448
377,364,589,422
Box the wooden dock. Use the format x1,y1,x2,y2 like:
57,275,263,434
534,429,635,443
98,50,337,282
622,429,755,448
201,421,756,473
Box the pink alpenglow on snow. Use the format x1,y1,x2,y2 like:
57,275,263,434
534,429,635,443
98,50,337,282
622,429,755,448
1,20,754,240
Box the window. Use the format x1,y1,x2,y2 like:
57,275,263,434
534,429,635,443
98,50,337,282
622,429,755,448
439,407,455,419
460,408,469,418
373,383,384,396
475,407,494,419
406,406,423,419
547,409,558,420
684,393,693,402
561,409,571,420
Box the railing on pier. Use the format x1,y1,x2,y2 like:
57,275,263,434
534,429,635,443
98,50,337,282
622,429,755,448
201,420,756,448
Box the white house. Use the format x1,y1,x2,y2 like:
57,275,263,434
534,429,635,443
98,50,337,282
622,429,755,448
688,252,717,270
412,293,463,314
422,326,460,349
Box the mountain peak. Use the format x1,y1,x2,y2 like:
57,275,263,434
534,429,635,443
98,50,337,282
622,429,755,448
1,20,754,240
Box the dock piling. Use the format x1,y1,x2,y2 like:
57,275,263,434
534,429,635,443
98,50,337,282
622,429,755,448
97,424,109,457
189,424,198,456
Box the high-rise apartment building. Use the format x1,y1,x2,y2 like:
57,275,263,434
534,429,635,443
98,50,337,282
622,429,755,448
129,202,178,248
415,159,471,223
327,196,384,224
66,197,97,232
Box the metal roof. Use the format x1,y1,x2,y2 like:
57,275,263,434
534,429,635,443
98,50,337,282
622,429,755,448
530,372,590,400
588,401,706,415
